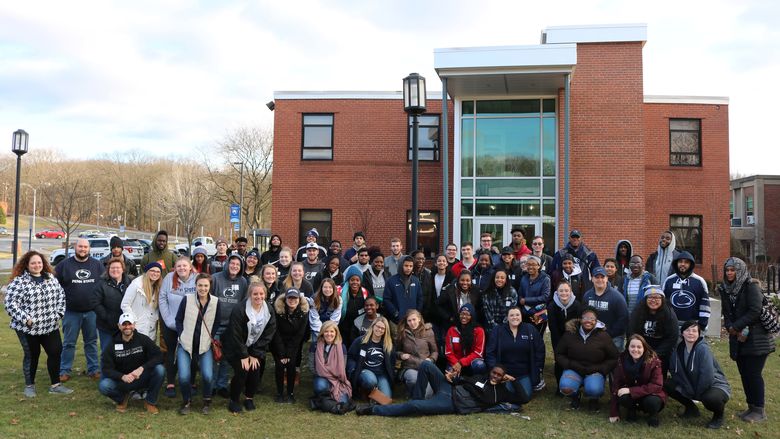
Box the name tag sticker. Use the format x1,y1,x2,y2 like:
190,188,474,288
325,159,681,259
114,344,124,351
475,381,485,388
505,300,512,307
673,281,682,289
360,350,366,357
452,337,460,343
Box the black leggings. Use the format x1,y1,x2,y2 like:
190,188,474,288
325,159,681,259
736,354,768,407
665,383,729,416
161,325,179,385
230,357,264,402
24,331,62,385
16,330,32,385
618,394,664,416
273,353,298,396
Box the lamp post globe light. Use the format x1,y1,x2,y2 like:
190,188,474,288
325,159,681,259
11,129,29,266
403,73,426,253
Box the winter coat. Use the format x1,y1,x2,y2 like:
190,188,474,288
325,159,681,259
437,285,482,328
141,249,177,277
120,276,159,340
270,295,310,362
720,279,776,359
100,253,138,277
609,354,666,417
224,299,276,362
662,251,710,329
444,325,486,368
383,273,423,324
518,272,551,313
548,294,583,349
551,269,588,303
627,298,679,361
94,274,131,333
338,285,370,348
425,270,454,324
555,319,618,376
397,323,438,370
551,242,600,278
5,272,65,336
668,337,731,400
485,322,545,385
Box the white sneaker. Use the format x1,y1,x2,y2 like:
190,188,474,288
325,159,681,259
533,378,546,392
49,384,74,394
24,385,36,398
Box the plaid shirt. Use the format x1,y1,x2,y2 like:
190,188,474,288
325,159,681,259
482,286,518,328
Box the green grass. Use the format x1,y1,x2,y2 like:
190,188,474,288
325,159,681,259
0,310,776,438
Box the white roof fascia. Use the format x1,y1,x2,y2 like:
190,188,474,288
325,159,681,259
273,91,443,100
543,23,647,44
434,44,576,73
644,95,729,105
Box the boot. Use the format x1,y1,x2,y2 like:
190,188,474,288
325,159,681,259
743,406,767,423
681,404,700,418
738,404,755,420
368,388,392,405
706,412,724,429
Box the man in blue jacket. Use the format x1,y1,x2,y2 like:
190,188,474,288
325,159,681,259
662,251,710,330
583,267,628,352
383,256,423,324
551,229,600,278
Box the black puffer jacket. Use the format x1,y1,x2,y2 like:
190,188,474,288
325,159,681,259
94,274,131,333
270,295,310,362
721,278,775,359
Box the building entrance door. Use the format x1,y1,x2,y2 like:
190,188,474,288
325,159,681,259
474,218,541,253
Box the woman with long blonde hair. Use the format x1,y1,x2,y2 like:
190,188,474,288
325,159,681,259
121,262,163,340
347,317,395,403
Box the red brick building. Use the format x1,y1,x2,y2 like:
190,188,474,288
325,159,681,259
271,24,729,280
731,175,780,263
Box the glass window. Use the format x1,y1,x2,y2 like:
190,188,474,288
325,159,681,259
475,118,540,177
461,200,473,216
462,101,474,115
461,118,474,177
542,118,556,176
475,200,539,216
543,199,555,218
299,210,332,246
475,179,539,197
670,215,702,263
460,219,473,245
407,211,440,258
543,179,555,197
745,195,754,216
408,115,440,161
669,119,701,166
461,179,473,197
542,99,556,114
302,114,333,160
476,99,540,115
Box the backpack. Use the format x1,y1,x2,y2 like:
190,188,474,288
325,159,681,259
759,293,780,339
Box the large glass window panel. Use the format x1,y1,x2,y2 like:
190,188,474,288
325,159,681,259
461,219,473,244
475,200,540,216
461,179,473,197
408,115,440,161
475,118,540,177
542,219,556,255
543,199,555,218
461,200,473,216
543,179,555,197
462,101,474,114
406,211,440,258
475,179,540,197
478,223,505,251
476,100,540,115
461,118,474,177
543,99,556,114
542,118,556,176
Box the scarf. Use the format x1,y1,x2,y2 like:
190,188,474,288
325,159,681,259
654,232,676,282
719,257,750,306
245,299,270,347
315,340,352,401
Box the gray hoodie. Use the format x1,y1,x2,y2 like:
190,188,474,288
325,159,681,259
159,272,197,330
211,255,248,328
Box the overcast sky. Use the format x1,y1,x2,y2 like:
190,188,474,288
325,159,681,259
0,0,776,175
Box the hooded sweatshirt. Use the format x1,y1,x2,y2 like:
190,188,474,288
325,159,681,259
614,240,633,277
645,231,679,283
668,336,731,400
211,255,248,329
583,285,629,338
159,271,197,330
662,251,710,329
548,292,583,348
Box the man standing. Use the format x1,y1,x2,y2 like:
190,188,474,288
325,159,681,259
445,243,460,271
583,267,629,352
209,238,229,274
551,229,600,277
211,254,248,397
302,242,325,286
452,242,476,278
101,236,138,277
343,232,367,266
662,251,710,330
98,313,164,414
57,238,105,382
295,228,327,262
478,233,501,266
529,235,553,274
141,231,177,277
383,256,423,324
621,255,657,315
645,231,679,283
384,238,405,277
411,250,433,319
349,248,371,274
504,228,532,261
233,237,249,257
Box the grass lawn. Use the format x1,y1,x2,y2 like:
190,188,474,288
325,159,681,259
0,310,776,439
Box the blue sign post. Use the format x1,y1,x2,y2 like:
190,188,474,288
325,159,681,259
230,204,240,223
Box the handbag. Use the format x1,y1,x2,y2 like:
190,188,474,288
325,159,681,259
197,303,223,362
760,294,780,339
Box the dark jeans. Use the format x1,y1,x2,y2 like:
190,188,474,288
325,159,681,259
273,352,298,396
161,325,179,385
16,330,32,385
98,364,165,405
665,382,729,416
736,354,768,407
373,361,455,416
618,394,663,417
230,357,264,402
25,331,62,385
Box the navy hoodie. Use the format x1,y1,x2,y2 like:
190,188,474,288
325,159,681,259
583,285,629,338
56,256,105,312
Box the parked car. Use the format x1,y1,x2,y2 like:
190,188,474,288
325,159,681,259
121,238,145,262
78,229,101,238
0,227,9,235
49,237,132,265
36,229,65,239
175,236,217,256
137,239,153,255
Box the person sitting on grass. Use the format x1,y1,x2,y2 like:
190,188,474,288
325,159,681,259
309,321,355,414
555,306,618,411
355,361,530,416
396,309,438,397
347,317,395,404
665,320,731,429
444,304,486,377
98,312,164,414
485,306,545,397
608,334,666,427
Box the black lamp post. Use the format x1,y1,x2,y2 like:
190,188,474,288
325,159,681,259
11,129,29,266
403,73,426,253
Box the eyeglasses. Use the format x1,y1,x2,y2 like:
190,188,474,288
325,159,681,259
532,242,544,246
374,326,386,331
647,295,663,301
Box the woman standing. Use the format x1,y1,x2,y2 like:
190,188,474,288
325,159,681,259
482,269,518,333
94,258,132,358
339,266,370,348
666,321,730,429
309,278,342,341
548,281,582,386
271,288,309,403
159,256,198,398
363,253,388,302
175,273,221,415
438,270,481,329
485,307,545,398
627,286,678,375
243,249,261,280
5,251,73,397
225,283,276,413
191,248,211,274
121,262,162,341
259,264,281,303
396,309,438,396
517,256,551,336
719,257,773,423
282,262,314,298
444,304,486,376
347,317,395,402
310,321,354,414
274,247,293,283
609,335,666,427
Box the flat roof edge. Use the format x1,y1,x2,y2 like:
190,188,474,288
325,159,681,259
543,23,647,44
644,95,729,105
274,91,444,100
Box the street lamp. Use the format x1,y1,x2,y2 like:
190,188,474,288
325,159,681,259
11,129,29,266
403,73,426,252
20,183,37,251
234,161,244,237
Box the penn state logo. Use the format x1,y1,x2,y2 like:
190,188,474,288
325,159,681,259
75,269,91,280
223,288,237,298
670,290,696,309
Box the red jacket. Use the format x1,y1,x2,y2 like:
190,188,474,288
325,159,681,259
609,354,667,417
444,325,485,367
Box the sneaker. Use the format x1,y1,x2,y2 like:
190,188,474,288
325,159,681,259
59,374,71,383
217,388,230,399
274,394,287,404
144,402,159,415
706,414,724,429
24,385,36,398
228,400,242,413
738,405,754,421
116,395,130,413
178,402,191,415
201,401,211,415
287,394,296,404
533,378,546,392
743,407,767,423
243,399,256,411
164,385,176,398
49,384,74,395
130,391,143,400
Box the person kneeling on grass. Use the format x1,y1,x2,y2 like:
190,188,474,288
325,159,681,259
99,312,164,414
608,334,666,427
309,321,355,414
356,361,530,416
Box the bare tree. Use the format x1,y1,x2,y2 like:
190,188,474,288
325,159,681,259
165,163,213,249
41,170,95,245
204,127,273,230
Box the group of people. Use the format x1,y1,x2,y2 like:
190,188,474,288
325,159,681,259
3,227,774,427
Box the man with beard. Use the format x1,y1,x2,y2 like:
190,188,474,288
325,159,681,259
645,231,679,283
551,229,600,279
302,243,325,287
383,256,423,324
141,230,177,277
384,238,405,277
663,252,710,330
57,238,105,382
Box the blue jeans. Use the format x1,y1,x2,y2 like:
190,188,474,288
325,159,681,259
177,343,214,402
98,364,165,405
358,370,393,397
612,335,625,353
313,375,349,403
213,326,231,390
97,328,115,367
373,362,454,416
61,310,99,375
447,358,488,376
559,370,605,398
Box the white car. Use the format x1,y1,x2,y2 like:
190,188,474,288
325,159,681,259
175,236,217,256
49,237,132,265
